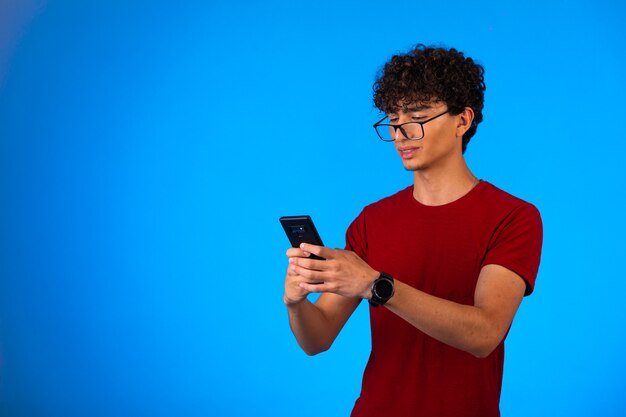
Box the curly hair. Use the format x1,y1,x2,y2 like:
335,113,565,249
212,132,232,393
373,44,486,153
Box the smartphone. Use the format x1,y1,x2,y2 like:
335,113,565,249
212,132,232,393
279,215,325,260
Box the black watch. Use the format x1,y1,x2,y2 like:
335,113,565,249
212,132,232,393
369,272,395,307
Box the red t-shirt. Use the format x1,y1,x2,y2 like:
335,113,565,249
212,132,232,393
346,181,543,417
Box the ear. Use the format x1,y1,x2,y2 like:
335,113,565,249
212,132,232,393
456,107,475,138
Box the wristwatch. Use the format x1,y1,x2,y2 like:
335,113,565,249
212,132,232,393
369,272,395,307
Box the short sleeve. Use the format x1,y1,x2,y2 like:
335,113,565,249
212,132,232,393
345,208,368,263
482,203,543,296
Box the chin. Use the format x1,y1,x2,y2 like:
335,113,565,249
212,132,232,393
402,161,427,171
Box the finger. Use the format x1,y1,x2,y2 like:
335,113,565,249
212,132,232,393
300,243,333,259
286,247,309,258
299,282,332,293
290,256,329,272
290,263,326,281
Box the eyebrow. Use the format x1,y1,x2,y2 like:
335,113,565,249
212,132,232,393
401,105,432,113
388,104,433,115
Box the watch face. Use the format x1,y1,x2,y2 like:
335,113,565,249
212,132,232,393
375,279,394,299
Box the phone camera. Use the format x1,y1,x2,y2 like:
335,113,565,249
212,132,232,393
290,226,306,238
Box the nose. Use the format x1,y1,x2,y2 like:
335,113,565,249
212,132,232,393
392,126,407,141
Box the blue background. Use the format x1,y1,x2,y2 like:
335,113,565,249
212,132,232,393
1,0,625,416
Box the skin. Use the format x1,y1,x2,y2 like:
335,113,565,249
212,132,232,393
284,102,526,358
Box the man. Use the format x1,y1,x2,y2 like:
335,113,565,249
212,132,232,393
283,44,542,417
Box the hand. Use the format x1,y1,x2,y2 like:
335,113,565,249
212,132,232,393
283,247,316,305
288,243,379,299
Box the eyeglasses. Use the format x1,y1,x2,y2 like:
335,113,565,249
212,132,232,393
373,110,449,142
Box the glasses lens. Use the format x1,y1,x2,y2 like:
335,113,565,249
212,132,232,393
375,125,394,141
402,123,424,140
375,123,424,141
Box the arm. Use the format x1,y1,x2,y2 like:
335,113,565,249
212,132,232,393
293,243,526,358
284,247,361,356
384,264,525,357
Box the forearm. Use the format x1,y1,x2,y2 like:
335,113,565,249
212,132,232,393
285,298,337,356
385,280,502,358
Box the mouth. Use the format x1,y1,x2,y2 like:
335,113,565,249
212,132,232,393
397,146,421,159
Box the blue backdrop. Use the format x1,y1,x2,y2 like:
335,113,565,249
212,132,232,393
1,1,625,416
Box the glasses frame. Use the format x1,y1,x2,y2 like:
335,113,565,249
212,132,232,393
373,110,450,142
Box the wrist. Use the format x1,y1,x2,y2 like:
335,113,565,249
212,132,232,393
363,270,380,299
284,294,305,307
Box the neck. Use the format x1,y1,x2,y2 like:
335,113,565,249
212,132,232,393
412,161,478,206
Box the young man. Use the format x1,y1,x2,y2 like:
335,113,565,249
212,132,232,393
283,45,543,417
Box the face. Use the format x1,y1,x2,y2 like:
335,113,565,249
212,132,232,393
387,102,467,172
